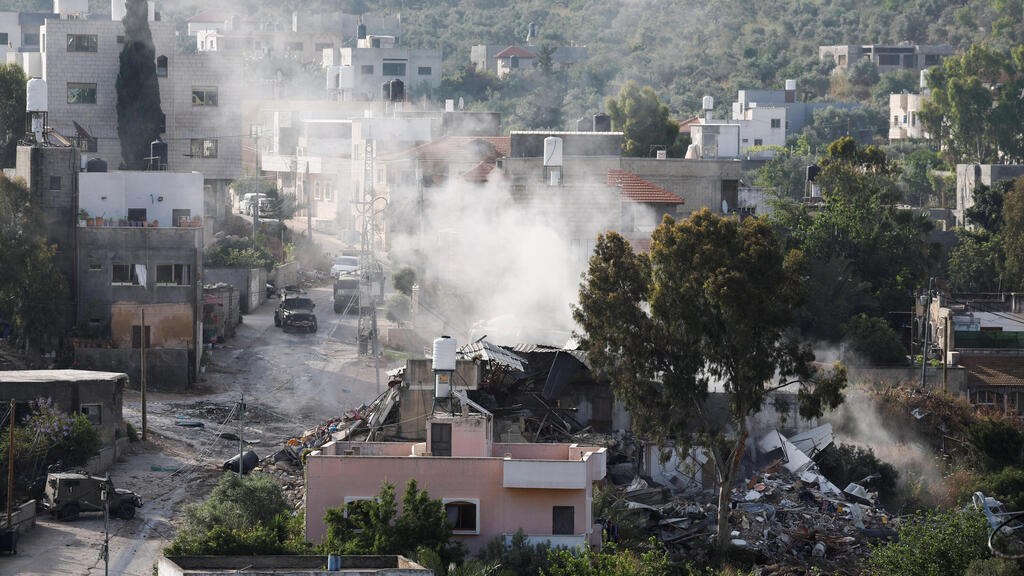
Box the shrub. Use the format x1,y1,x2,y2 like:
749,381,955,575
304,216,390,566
480,529,552,576
815,443,899,509
385,293,412,325
861,508,989,576
844,313,907,365
975,467,1024,511
966,557,1024,576
542,542,672,576
125,421,139,442
965,419,1024,472
393,266,417,297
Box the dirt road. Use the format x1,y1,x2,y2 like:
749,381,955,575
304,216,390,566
4,280,399,575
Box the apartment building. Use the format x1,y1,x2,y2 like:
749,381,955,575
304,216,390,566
324,33,442,102
819,43,954,74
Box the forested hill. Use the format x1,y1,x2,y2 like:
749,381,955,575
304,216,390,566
4,0,1022,123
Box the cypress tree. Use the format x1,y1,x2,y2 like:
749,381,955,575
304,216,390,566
115,0,163,170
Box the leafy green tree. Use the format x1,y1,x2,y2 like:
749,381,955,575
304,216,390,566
204,236,275,271
861,509,990,576
966,557,1024,576
966,418,1024,472
439,66,501,104
966,181,1011,234
756,150,816,202
0,63,26,168
606,82,680,157
844,313,907,366
115,0,164,169
165,472,307,555
773,138,936,336
847,58,881,88
537,44,555,76
1000,178,1024,289
799,106,887,149
872,70,920,108
573,210,847,550
320,479,461,566
0,398,101,505
542,543,671,576
920,45,1024,164
901,148,945,207
480,529,552,575
947,229,1003,293
393,266,417,297
0,175,67,350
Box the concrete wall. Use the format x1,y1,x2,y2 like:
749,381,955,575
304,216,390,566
74,347,191,392
955,164,1024,227
1,500,37,534
621,157,742,217
79,171,205,225
0,370,126,445
204,267,266,313
159,555,430,576
270,261,298,288
85,436,129,475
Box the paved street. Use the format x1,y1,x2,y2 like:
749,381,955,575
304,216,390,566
5,280,399,576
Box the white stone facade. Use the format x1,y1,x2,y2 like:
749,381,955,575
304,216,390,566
889,93,930,140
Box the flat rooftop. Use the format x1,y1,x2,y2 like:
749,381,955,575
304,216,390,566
0,369,126,383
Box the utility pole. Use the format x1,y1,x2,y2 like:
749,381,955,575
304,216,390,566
237,395,245,478
306,162,312,240
140,308,147,441
7,399,13,530
921,277,934,388
101,474,109,576
251,125,263,253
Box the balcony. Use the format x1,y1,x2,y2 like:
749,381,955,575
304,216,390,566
502,459,587,489
78,217,203,228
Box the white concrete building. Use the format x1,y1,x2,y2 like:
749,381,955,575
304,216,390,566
889,92,930,140
325,35,441,101
690,99,785,160
78,170,205,227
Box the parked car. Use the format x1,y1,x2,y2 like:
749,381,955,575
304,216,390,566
41,472,143,521
274,294,318,332
331,255,360,278
239,192,268,216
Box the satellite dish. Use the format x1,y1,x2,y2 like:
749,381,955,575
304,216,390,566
722,199,729,213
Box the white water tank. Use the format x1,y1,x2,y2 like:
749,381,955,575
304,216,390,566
785,79,797,91
685,143,700,159
54,0,88,15
26,78,47,112
543,136,563,167
432,336,457,372
702,95,714,111
920,68,929,90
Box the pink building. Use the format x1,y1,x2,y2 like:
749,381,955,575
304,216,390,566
305,410,607,553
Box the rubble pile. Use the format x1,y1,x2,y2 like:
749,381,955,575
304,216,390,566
609,426,896,574
253,446,306,510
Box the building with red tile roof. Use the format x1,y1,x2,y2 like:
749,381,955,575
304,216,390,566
607,169,684,204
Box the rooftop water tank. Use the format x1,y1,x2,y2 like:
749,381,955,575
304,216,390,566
357,21,367,40
26,78,47,112
150,137,168,170
432,336,457,372
785,79,797,91
593,112,611,132
920,68,929,90
576,115,593,131
86,158,107,172
543,136,563,167
702,95,714,111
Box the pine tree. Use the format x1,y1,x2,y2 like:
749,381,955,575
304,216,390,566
115,0,163,170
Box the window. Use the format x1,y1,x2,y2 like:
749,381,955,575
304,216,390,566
127,208,147,222
972,390,1000,406
49,176,61,191
325,184,333,202
23,33,39,46
314,181,322,201
893,115,899,125
361,65,374,75
172,209,191,227
0,33,8,44
156,264,191,286
754,139,763,146
382,62,406,76
343,497,374,530
88,262,103,271
741,138,749,143
285,41,303,52
117,35,125,44
67,34,97,52
112,263,141,286
837,54,846,66
315,42,333,51
444,500,479,533
430,423,452,456
418,66,432,76
910,112,916,127
770,118,781,129
878,54,900,66
190,139,218,158
131,325,151,349
552,506,574,535
80,404,102,426
67,83,97,104
156,55,167,77
925,54,941,66
510,56,520,69
192,86,218,106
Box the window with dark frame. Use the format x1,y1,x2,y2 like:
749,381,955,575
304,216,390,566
67,83,97,104
156,264,191,286
23,33,39,46
111,263,140,285
770,118,781,129
127,208,147,222
190,139,218,158
67,34,98,52
552,506,574,535
360,64,374,75
49,176,61,191
430,423,452,456
0,33,8,44
417,66,432,75
81,404,102,425
445,501,477,532
754,139,763,146
382,62,406,76
156,55,167,77
191,86,218,106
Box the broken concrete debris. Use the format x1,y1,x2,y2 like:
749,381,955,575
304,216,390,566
609,425,895,574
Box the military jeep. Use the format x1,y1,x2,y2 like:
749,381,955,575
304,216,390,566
42,472,143,521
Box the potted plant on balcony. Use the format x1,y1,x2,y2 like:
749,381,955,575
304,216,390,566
152,219,158,227
78,209,88,227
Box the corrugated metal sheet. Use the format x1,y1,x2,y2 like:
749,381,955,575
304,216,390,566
458,340,527,371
